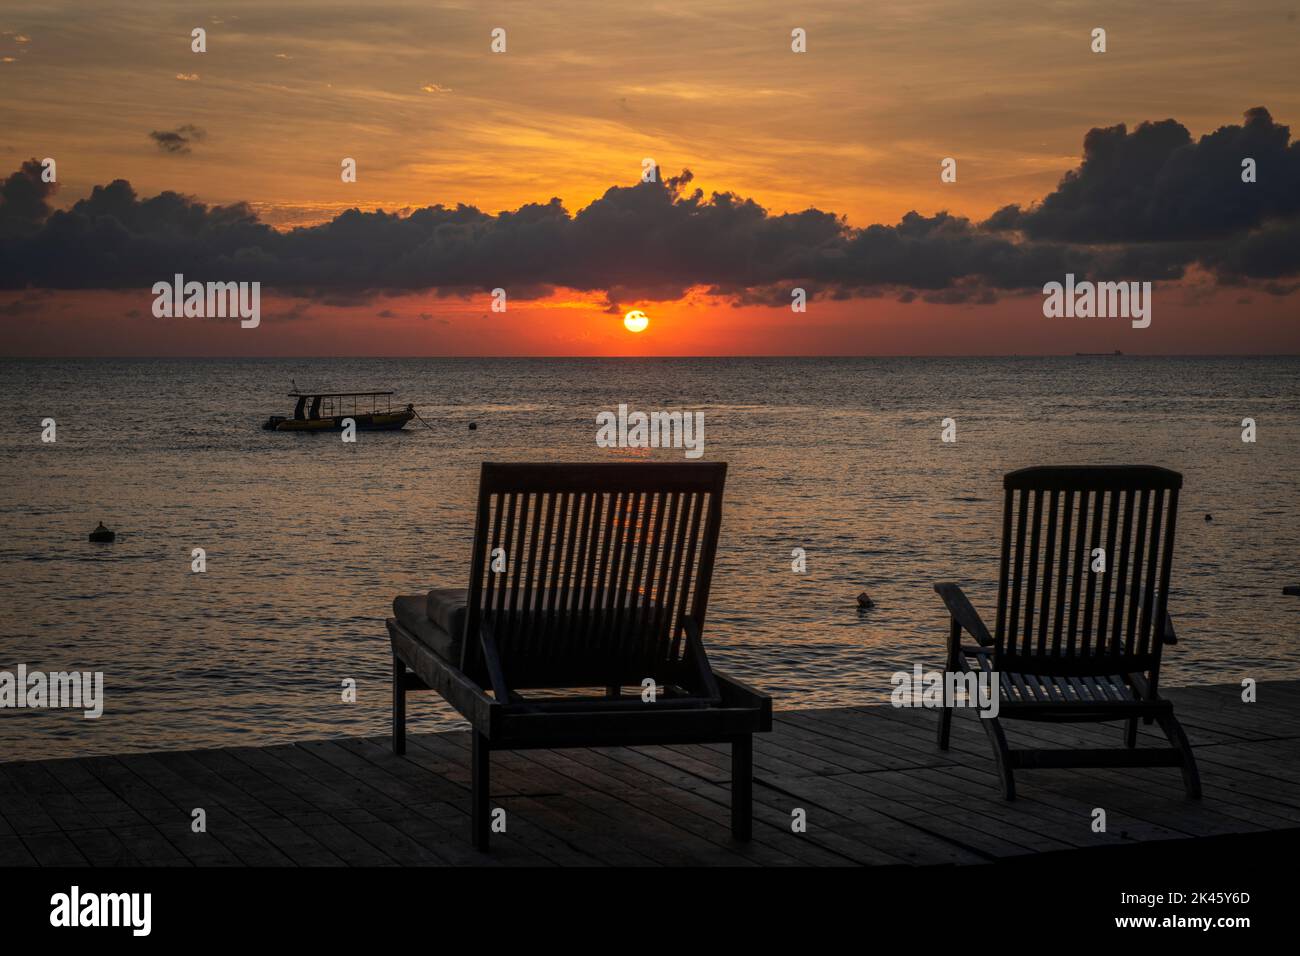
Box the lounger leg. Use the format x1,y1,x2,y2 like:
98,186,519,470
1155,712,1202,799
471,732,491,850
938,619,959,750
391,653,406,756
1124,717,1138,749
981,716,1016,800
731,734,753,841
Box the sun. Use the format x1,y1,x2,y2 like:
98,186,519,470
623,309,649,333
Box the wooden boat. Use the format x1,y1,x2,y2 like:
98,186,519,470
262,391,415,432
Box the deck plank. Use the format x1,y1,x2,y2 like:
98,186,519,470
2,681,1298,866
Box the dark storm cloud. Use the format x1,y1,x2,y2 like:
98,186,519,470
2,109,1298,301
984,108,1300,277
0,159,56,235
149,124,207,154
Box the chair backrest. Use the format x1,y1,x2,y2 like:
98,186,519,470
994,466,1181,677
462,462,727,690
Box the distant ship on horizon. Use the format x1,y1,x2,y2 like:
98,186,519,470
1075,350,1124,356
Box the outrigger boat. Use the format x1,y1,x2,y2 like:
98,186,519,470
262,390,416,432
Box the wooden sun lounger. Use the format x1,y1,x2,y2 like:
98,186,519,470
387,461,772,850
934,465,1201,800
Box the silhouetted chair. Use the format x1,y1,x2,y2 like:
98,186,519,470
934,466,1201,799
387,462,771,850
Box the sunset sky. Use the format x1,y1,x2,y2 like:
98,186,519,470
2,0,1298,355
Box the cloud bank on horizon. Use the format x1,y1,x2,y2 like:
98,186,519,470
2,108,1297,309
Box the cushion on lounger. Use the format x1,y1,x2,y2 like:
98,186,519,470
401,587,663,666
426,587,657,640
393,594,460,662
425,587,469,639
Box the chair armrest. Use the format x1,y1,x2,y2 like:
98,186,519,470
933,582,994,647
1162,612,1178,645
681,617,722,702
388,618,501,735
478,619,512,700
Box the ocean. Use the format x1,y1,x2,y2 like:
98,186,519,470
2,356,1298,760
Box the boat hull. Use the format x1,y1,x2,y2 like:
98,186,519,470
267,410,415,432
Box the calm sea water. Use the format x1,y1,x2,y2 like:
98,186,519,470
2,357,1298,760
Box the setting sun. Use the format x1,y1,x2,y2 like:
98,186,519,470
623,310,649,333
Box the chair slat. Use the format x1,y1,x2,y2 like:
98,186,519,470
588,491,620,650
482,491,506,642
1037,489,1060,655
634,491,669,664
1081,489,1104,654
1051,489,1074,655
994,487,1014,658
1137,489,1165,657
520,490,547,656
1066,488,1090,654
1108,489,1136,656
1155,488,1180,655
1093,490,1121,657
1023,490,1044,655
610,492,642,666
1006,490,1030,656
651,491,684,662
670,492,707,660
1124,490,1151,657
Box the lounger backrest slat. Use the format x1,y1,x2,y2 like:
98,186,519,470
463,462,727,690
994,466,1181,677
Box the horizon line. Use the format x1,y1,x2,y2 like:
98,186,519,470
4,353,1299,361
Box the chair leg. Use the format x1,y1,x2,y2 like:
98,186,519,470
938,619,959,751
391,653,406,756
731,734,753,841
1124,716,1138,749
472,732,491,850
1155,712,1202,799
980,715,1016,800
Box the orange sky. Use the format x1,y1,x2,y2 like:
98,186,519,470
2,0,1298,355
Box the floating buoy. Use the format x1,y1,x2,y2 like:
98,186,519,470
856,591,875,609
468,422,478,431
88,522,115,543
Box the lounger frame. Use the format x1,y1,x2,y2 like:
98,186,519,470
388,461,772,850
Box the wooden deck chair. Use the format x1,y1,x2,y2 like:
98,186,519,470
934,466,1201,800
387,462,772,850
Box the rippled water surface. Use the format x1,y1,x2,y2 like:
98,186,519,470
2,357,1298,759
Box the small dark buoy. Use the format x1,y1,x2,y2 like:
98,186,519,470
468,422,477,431
856,591,875,610
88,521,115,543
1205,514,1212,522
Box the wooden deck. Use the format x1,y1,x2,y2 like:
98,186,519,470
3,680,1299,867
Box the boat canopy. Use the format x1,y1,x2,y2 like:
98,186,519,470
286,390,398,419
287,390,395,397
